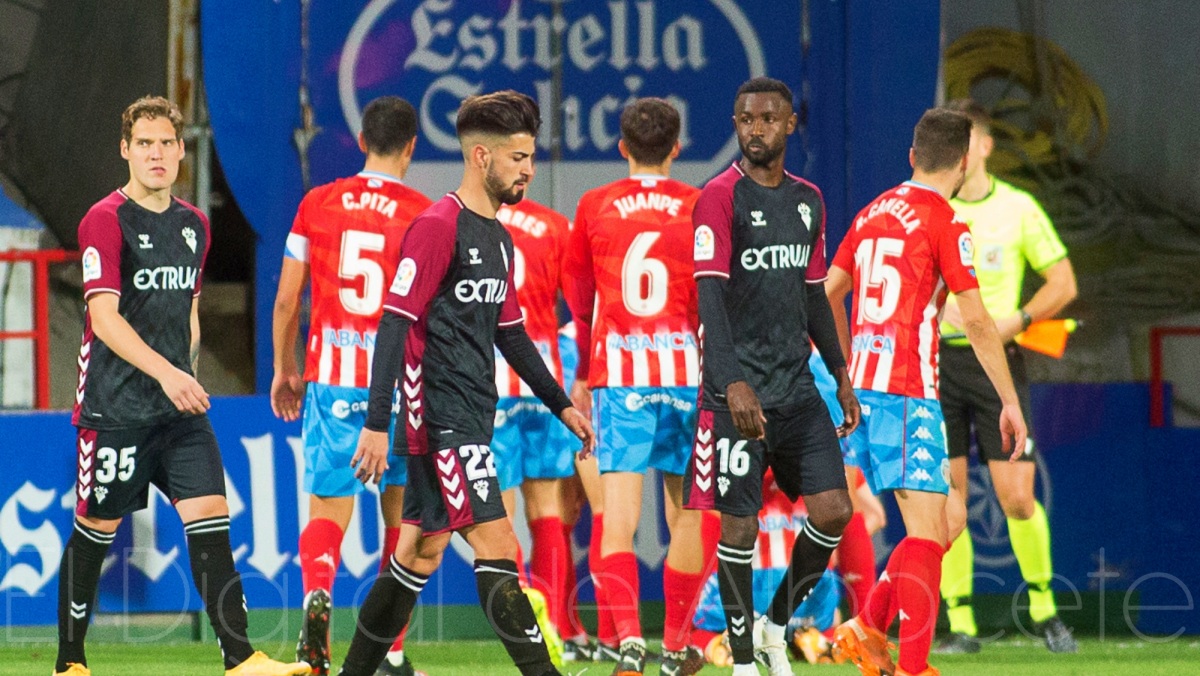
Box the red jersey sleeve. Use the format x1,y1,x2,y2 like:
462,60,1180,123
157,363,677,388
831,213,860,274
498,240,524,328
934,211,980,294
692,180,735,279
382,215,455,321
806,205,829,283
79,202,123,299
564,197,597,325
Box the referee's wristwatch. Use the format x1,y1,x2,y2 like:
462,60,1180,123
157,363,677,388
1019,308,1034,330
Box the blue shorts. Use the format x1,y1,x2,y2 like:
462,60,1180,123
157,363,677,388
594,386,698,475
846,390,949,495
302,383,406,497
559,330,579,391
693,566,842,632
809,351,855,463
492,397,579,491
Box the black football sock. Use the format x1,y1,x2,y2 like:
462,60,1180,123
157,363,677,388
474,559,558,676
716,542,756,665
339,557,427,676
184,516,254,669
766,519,842,626
56,520,114,672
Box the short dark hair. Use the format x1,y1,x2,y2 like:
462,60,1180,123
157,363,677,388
122,96,183,143
912,108,971,172
361,96,418,155
945,98,991,135
734,77,794,109
620,98,680,165
456,90,541,139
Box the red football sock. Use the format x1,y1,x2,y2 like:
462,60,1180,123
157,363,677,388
379,527,401,573
895,537,944,674
590,514,618,646
838,512,876,616
862,539,905,633
299,518,343,595
529,516,568,632
662,566,704,651
562,520,586,640
600,552,641,641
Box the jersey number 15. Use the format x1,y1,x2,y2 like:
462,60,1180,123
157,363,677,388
854,238,904,324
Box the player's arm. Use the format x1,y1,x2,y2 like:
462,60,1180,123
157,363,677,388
270,255,310,421
824,265,853,362
807,283,859,436
562,203,596,415
1015,257,1077,335
495,324,596,458
89,293,210,414
957,288,1028,459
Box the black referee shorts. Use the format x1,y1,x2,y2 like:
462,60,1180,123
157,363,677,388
683,392,847,517
940,342,1036,463
74,415,227,520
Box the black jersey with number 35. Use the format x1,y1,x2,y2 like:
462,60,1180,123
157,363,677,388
73,190,210,430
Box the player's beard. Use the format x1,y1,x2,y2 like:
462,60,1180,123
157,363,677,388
485,165,525,205
739,137,784,168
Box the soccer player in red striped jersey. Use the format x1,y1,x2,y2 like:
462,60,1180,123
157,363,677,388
563,98,705,676
270,97,432,676
827,108,1028,676
492,198,581,648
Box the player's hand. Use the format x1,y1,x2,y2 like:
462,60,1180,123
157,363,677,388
835,382,861,437
352,428,390,484
270,370,305,421
726,381,766,440
941,298,963,331
999,403,1029,462
560,407,597,460
158,367,210,414
570,380,592,419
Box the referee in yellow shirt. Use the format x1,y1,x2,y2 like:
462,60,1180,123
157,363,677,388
936,99,1079,655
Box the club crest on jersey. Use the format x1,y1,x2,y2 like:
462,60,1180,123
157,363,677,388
138,234,153,249
82,246,102,282
469,247,482,265
750,210,767,227
694,225,715,261
958,232,975,266
182,227,197,253
798,203,812,230
392,257,418,296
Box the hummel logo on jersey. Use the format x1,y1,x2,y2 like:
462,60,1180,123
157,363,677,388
182,226,197,253
912,406,935,420
911,427,935,442
909,469,932,482
454,278,508,304
468,247,482,265
798,202,812,230
750,210,767,227
138,234,153,249
912,447,934,462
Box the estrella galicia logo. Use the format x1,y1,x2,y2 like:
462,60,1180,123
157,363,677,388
337,0,767,188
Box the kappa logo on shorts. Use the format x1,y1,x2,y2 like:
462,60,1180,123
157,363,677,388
912,406,936,420
909,468,933,482
911,427,935,442
912,447,934,462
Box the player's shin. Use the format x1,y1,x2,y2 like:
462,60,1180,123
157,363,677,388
715,542,756,665
55,520,115,672
765,519,843,637
893,537,945,673
475,558,559,675
339,557,427,676
184,516,254,670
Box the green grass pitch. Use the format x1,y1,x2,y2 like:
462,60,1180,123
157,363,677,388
6,638,1199,675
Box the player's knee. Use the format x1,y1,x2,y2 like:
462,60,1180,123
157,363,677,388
809,496,853,537
999,492,1036,520
945,492,968,543
719,514,758,549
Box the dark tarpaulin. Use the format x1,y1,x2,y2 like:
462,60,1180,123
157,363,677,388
0,0,166,248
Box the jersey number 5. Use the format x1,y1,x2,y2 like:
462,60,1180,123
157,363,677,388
339,230,386,316
854,237,904,324
622,232,668,317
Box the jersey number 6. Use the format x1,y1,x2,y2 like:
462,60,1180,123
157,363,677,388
621,232,668,317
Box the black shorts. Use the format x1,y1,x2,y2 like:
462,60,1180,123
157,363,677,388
940,343,1036,463
683,394,847,517
75,415,226,520
402,441,506,535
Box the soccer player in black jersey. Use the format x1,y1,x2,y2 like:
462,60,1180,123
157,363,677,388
336,91,595,676
683,77,860,676
57,97,311,676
